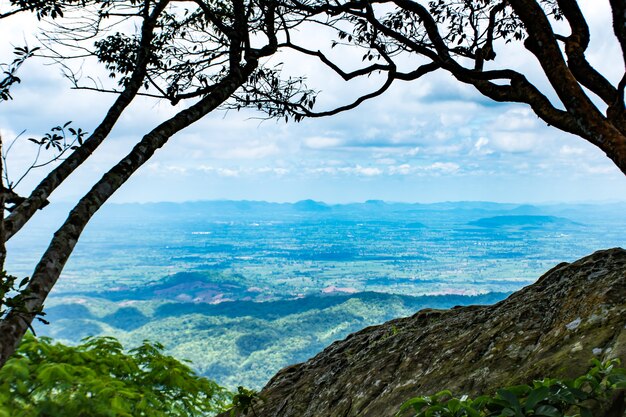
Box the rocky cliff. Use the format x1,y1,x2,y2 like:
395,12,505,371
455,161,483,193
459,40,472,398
240,248,626,417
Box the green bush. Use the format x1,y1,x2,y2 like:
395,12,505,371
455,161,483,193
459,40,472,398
0,334,232,416
398,359,626,417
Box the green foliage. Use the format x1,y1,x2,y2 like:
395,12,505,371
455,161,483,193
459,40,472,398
227,386,264,417
398,359,626,417
8,0,69,20
27,121,87,153
41,292,507,389
0,46,39,102
0,334,232,416
0,271,46,325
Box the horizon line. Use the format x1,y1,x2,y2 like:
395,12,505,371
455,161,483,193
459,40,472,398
49,198,626,206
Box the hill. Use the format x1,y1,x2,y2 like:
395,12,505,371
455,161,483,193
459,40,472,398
38,291,507,388
468,215,580,228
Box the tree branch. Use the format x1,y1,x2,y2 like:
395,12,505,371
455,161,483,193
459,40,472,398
556,0,618,105
188,0,233,37
609,0,626,67
507,0,620,146
0,58,259,367
475,1,506,71
280,42,392,80
3,0,171,240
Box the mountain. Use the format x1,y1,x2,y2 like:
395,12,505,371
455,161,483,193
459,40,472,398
468,215,580,228
240,248,626,417
293,199,332,212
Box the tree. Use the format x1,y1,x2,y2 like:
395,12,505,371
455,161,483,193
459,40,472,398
0,0,330,366
0,333,231,416
0,0,624,371
277,0,626,175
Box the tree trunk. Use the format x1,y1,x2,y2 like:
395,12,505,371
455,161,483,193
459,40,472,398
2,0,170,241
0,64,257,366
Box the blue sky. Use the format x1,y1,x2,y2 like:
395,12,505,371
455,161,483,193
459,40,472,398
1,2,625,204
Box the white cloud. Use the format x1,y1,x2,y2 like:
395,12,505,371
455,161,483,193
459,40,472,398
388,164,413,175
216,168,240,177
493,108,538,131
425,144,464,155
257,167,290,176
197,165,215,173
584,164,619,175
1,4,623,204
143,162,186,175
352,165,383,176
440,113,470,127
560,145,586,156
425,162,460,173
475,137,489,151
404,147,421,156
490,133,538,154
306,167,338,175
303,136,342,149
306,164,383,177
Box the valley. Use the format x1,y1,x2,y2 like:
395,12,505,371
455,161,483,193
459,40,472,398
7,200,625,388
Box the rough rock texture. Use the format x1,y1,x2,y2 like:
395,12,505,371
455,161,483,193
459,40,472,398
244,248,626,417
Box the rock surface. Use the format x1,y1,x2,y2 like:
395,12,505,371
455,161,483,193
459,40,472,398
239,248,626,417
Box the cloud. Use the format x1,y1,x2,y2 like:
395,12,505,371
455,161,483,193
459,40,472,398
474,137,489,151
425,162,460,173
303,136,342,149
353,166,383,176
145,162,187,175
257,167,290,176
1,5,623,205
197,166,241,177
314,165,383,177
493,108,538,131
386,162,460,176
404,147,420,156
424,144,465,155
490,133,539,154
388,164,412,175
583,164,620,175
560,145,586,156
216,168,240,177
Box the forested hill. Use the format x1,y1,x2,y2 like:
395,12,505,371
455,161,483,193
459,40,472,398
243,248,626,417
39,291,507,388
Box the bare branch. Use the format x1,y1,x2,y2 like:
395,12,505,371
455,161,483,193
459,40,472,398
475,1,506,71
281,42,392,80
0,54,260,369
609,0,626,66
4,0,172,240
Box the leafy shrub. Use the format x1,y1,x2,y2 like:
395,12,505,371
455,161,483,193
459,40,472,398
228,386,264,417
0,334,232,416
398,359,626,417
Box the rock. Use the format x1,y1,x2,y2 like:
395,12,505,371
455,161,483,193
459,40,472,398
235,248,626,417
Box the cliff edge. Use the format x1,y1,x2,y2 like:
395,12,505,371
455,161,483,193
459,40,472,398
243,248,626,417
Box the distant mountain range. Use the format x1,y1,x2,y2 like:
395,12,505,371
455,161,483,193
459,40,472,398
468,215,582,229
33,199,618,227
18,199,625,389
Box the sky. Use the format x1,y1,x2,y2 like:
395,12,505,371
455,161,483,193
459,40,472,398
1,1,625,205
